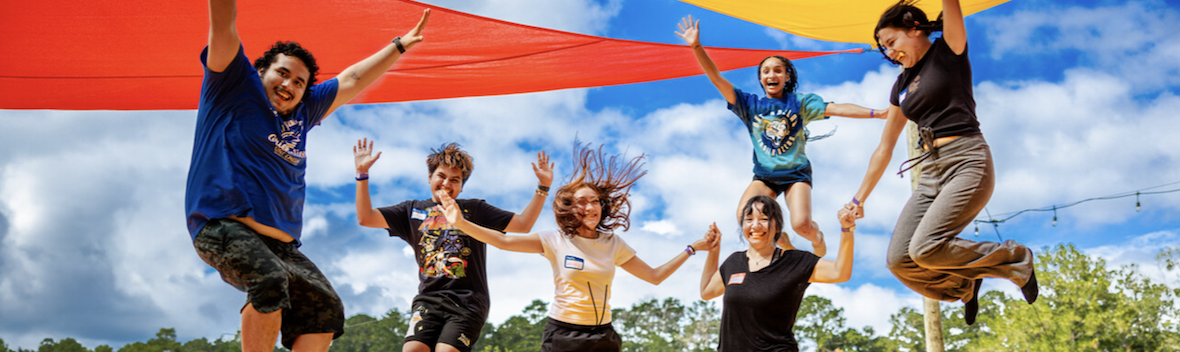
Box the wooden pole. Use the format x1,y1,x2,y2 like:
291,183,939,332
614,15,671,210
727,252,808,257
906,121,945,352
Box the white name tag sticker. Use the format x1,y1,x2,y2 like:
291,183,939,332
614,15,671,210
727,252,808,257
411,208,427,220
728,273,746,285
564,255,585,270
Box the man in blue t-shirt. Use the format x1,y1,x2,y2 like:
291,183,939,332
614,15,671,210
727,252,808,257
185,1,431,351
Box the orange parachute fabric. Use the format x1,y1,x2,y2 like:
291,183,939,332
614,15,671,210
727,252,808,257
679,0,1011,46
0,0,859,110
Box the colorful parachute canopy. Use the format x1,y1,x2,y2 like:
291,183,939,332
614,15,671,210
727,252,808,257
0,0,859,110
679,0,1011,46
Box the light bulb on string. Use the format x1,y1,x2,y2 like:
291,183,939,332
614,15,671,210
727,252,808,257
974,224,979,236
1052,206,1058,227
1136,192,1142,212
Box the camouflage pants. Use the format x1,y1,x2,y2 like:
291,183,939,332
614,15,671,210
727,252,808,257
194,218,345,348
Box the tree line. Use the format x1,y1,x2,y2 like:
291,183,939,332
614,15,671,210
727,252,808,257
7,244,1179,352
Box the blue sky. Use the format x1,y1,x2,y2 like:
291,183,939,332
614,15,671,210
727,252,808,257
2,0,1179,350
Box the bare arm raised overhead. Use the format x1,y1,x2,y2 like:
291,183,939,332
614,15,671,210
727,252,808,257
326,9,432,117
206,0,241,73
676,16,737,105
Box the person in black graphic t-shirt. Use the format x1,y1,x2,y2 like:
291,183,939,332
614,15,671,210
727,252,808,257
700,195,856,351
843,0,1039,325
353,139,553,352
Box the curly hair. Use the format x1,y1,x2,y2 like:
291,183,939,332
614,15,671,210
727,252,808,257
253,41,320,101
873,0,944,65
552,143,647,238
426,142,474,184
740,195,784,243
758,55,799,95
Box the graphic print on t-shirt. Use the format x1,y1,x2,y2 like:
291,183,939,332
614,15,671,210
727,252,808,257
752,108,802,156
268,117,306,166
416,207,472,279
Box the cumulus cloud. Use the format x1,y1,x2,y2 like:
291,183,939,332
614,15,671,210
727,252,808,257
3,1,1180,349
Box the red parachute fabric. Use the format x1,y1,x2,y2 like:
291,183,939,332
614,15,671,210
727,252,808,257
0,0,860,110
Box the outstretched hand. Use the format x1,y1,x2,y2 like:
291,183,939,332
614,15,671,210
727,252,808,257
532,151,554,187
354,138,382,172
434,189,463,226
400,9,432,50
675,15,702,48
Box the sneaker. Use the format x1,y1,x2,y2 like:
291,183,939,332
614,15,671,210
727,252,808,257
965,278,983,325
1021,267,1039,304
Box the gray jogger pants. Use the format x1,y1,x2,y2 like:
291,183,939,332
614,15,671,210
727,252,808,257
886,134,1034,303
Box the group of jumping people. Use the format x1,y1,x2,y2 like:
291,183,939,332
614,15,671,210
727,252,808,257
185,0,1040,351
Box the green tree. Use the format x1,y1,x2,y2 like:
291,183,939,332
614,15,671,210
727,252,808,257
116,328,182,352
965,244,1180,351
680,300,720,352
329,309,409,352
613,298,689,352
796,295,892,352
35,338,89,352
473,299,547,352
92,346,113,352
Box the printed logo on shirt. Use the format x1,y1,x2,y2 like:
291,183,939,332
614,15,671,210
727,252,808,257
752,108,801,157
564,255,585,270
900,74,921,105
268,118,307,166
411,208,427,220
728,273,746,285
417,207,471,279
458,333,471,346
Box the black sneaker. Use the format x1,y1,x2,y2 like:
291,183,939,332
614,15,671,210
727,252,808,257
965,278,983,325
1022,268,1039,304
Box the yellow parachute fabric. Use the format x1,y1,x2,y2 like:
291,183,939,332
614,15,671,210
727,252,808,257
679,0,1011,46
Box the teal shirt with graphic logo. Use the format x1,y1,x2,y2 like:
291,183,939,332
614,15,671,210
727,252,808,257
728,88,828,177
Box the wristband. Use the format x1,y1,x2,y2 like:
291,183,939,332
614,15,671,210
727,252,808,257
870,109,875,118
841,226,856,233
538,185,550,192
392,37,406,54
851,197,861,206
535,188,549,198
356,172,369,181
685,245,697,256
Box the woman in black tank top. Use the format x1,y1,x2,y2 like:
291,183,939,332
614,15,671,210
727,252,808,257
840,0,1040,325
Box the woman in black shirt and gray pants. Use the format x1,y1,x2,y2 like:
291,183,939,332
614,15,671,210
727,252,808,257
843,0,1039,325
699,195,856,351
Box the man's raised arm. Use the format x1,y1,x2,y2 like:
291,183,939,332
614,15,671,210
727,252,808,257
207,0,241,73
326,9,431,116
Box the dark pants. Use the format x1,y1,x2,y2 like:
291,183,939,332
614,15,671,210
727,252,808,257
542,318,622,352
193,218,345,348
887,134,1035,302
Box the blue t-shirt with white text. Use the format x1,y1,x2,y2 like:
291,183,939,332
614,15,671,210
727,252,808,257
185,45,339,245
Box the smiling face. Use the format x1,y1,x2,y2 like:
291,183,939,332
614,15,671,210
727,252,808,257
742,202,779,249
876,26,930,68
759,57,790,99
572,186,604,236
429,165,465,202
257,54,310,115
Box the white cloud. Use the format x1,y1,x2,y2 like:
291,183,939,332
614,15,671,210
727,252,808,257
981,1,1180,93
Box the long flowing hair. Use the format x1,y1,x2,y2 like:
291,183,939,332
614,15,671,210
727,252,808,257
552,143,647,238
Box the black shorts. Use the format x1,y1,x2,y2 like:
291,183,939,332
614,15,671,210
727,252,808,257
752,170,812,196
542,318,622,352
405,294,486,352
193,218,344,349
